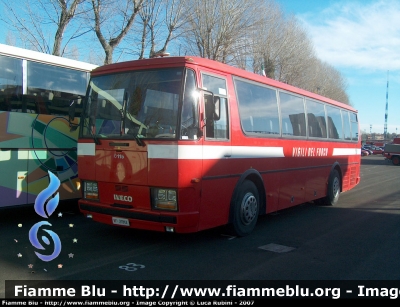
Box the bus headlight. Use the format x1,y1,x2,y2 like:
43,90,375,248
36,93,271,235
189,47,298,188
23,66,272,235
84,181,99,200
151,188,178,211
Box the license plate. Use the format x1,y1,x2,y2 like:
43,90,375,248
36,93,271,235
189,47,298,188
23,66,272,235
112,217,130,226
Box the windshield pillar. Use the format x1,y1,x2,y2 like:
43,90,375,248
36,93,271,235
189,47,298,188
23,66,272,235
180,69,199,140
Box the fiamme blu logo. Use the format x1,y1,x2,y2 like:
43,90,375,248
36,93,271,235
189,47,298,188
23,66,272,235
29,171,62,262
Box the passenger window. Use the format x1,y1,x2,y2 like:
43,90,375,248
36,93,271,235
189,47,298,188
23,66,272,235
27,61,87,116
279,92,306,137
306,99,327,138
0,55,23,112
235,78,279,136
326,105,343,139
350,112,359,141
342,110,351,140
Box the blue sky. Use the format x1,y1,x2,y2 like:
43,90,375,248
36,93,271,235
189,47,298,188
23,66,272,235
276,0,400,135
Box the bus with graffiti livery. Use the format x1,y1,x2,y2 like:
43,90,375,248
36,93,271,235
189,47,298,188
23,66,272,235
0,44,97,208
75,56,360,236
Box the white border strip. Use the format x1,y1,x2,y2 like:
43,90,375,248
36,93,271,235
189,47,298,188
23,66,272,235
0,43,98,71
231,146,284,158
78,143,96,156
78,143,360,158
148,145,284,159
333,148,361,156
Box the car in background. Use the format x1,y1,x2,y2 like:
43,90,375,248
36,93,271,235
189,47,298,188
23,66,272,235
370,146,384,155
361,148,370,156
362,145,383,155
362,146,373,155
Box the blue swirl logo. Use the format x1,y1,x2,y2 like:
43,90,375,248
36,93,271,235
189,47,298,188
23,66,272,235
29,171,62,262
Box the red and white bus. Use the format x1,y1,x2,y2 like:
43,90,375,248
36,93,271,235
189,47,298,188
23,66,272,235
75,56,361,236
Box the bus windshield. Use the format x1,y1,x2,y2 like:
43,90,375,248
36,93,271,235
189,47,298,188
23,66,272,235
81,67,186,140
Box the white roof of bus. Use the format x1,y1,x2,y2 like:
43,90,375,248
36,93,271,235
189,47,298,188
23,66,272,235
0,43,98,72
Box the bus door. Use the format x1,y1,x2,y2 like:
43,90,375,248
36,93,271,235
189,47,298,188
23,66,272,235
198,72,232,230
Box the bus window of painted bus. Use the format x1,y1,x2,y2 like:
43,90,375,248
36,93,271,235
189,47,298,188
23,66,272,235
0,55,23,112
0,44,97,208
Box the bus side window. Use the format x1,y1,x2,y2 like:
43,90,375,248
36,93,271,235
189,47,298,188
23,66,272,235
350,112,358,141
201,73,228,140
326,105,342,139
235,78,279,136
279,91,305,137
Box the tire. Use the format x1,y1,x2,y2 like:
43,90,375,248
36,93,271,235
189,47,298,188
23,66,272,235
230,180,259,236
392,156,400,166
317,169,341,206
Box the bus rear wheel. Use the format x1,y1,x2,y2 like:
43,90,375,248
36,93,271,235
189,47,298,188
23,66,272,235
230,180,259,236
392,156,400,166
317,169,341,206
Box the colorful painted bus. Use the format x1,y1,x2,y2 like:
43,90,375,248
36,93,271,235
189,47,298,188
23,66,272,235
76,56,360,236
0,44,98,208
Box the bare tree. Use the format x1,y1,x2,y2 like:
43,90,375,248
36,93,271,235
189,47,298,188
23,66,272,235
132,0,189,59
150,0,189,57
246,4,350,104
1,0,87,57
89,0,145,64
247,0,286,76
137,0,154,59
312,60,349,104
252,14,316,84
1,0,350,103
53,0,83,56
277,18,316,86
181,0,261,64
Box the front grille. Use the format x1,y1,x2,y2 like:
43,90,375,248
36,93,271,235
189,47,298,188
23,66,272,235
80,204,177,224
111,203,133,209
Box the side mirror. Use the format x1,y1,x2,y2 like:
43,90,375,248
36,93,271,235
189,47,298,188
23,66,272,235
68,100,76,121
202,88,219,121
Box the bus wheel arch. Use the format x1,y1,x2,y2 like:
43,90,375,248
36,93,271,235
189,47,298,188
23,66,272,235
317,164,342,206
228,170,266,236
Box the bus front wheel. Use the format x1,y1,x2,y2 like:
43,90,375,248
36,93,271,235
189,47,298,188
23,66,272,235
317,169,341,206
230,180,259,237
392,156,400,166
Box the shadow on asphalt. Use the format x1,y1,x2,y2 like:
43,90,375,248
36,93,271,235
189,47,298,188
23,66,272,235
361,156,392,165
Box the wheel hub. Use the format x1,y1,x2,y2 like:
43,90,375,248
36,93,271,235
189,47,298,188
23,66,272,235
240,192,258,225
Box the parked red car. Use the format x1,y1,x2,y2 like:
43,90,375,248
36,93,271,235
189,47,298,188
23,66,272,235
370,146,384,155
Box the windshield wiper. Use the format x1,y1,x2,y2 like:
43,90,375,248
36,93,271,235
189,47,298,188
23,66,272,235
135,135,145,147
93,134,101,145
120,90,129,136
